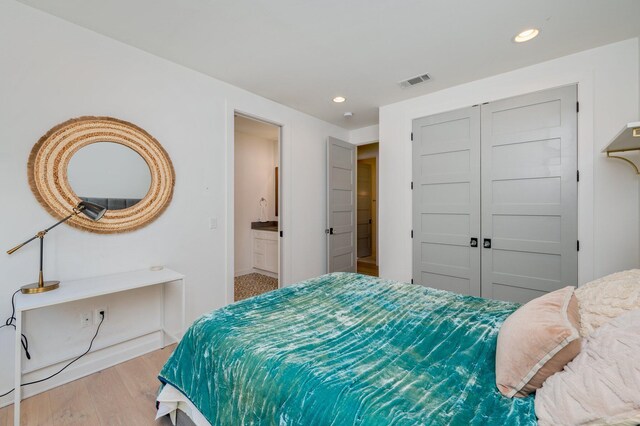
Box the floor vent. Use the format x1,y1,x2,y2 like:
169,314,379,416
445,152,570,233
399,73,431,88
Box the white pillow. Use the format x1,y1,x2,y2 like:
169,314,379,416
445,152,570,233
574,269,640,337
535,309,640,426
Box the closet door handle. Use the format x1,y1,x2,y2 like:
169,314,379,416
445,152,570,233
483,238,492,249
470,238,478,247
325,227,334,235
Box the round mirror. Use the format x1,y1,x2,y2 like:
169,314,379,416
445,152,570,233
29,116,175,233
67,142,152,210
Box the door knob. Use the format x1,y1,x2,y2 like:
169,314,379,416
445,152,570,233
325,228,334,235
470,238,478,247
483,238,492,249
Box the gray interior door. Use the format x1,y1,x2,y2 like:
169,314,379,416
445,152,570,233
481,85,578,303
327,137,356,273
412,106,481,296
357,162,372,258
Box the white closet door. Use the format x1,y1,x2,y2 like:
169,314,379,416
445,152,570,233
480,85,578,303
412,106,481,296
326,137,356,273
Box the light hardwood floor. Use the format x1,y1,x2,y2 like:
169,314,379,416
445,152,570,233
0,345,176,426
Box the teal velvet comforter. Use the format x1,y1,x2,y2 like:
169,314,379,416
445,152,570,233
159,273,536,425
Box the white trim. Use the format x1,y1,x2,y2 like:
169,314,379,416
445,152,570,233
234,268,254,278
234,268,278,279
355,143,380,266
225,99,234,306
227,108,289,305
251,269,278,279
352,139,379,146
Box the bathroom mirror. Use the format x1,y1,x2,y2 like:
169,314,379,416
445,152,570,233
67,142,152,210
28,116,175,233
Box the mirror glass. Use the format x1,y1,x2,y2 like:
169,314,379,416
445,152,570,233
67,142,151,210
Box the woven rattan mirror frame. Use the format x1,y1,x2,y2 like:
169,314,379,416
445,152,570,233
28,116,175,233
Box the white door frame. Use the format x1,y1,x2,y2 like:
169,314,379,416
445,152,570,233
226,108,288,305
353,140,380,267
356,161,373,258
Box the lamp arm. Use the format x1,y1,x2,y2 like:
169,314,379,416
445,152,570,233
44,211,79,233
6,210,80,255
6,235,39,255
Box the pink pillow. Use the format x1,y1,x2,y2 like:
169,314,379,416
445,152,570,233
495,286,581,397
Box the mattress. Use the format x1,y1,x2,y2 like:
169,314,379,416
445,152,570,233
158,272,536,425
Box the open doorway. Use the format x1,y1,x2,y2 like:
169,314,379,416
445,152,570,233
356,142,379,277
234,114,281,301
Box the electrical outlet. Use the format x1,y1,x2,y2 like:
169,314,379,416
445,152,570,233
94,306,108,324
81,312,92,328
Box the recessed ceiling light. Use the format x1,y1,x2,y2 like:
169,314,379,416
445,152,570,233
514,28,539,43
333,96,346,103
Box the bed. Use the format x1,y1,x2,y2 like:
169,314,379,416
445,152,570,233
157,272,536,425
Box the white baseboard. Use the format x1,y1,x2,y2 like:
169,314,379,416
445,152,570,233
234,268,254,277
0,331,166,409
235,269,278,279
252,269,278,279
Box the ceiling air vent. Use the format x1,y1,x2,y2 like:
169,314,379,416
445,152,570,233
399,73,431,88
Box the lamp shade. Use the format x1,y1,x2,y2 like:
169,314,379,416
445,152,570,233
77,201,107,221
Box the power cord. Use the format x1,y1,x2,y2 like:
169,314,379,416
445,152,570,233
0,290,31,360
0,310,105,398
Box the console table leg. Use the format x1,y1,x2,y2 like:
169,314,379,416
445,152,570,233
181,278,186,338
160,284,166,349
14,309,22,426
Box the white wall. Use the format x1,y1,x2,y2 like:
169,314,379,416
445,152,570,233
0,0,348,406
379,38,640,286
350,124,379,146
234,131,278,276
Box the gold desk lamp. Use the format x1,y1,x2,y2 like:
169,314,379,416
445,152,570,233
7,201,107,294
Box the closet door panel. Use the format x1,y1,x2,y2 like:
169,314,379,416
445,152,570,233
481,85,578,303
412,106,481,296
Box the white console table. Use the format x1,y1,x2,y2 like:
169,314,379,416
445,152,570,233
12,268,185,426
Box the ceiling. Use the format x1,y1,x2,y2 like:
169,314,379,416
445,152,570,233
18,0,640,129
235,114,279,142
